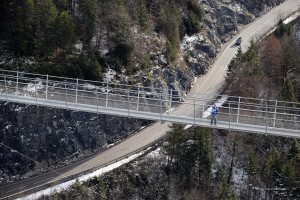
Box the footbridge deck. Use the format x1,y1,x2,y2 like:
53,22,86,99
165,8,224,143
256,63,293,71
0,69,299,137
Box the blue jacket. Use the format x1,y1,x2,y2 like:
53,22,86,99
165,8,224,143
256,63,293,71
211,107,218,116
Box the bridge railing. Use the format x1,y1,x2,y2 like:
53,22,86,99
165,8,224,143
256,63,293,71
0,69,299,134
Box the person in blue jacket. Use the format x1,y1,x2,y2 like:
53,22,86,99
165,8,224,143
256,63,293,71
210,103,218,125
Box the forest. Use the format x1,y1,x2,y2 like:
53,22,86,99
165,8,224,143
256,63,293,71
0,0,204,80
227,19,300,102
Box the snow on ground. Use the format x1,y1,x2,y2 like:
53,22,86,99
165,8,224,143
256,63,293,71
283,11,300,25
145,147,161,158
82,83,96,90
103,68,116,82
232,167,248,195
16,151,146,200
184,124,193,130
23,78,44,93
75,40,83,53
180,34,204,51
202,95,229,118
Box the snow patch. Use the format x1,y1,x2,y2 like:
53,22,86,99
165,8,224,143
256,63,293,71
75,40,83,53
184,124,193,130
23,78,44,93
103,68,116,82
283,11,300,25
82,83,96,90
145,147,161,158
5,125,11,130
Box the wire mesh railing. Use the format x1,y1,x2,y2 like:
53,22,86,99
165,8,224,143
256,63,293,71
0,69,299,136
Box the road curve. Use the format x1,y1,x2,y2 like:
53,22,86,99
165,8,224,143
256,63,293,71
1,0,299,199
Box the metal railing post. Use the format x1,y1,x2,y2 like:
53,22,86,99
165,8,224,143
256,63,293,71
16,71,18,93
75,78,78,103
127,89,130,118
229,102,231,130
202,94,206,119
193,98,196,126
137,86,140,111
169,88,172,111
45,74,48,100
105,81,109,107
265,102,268,134
35,80,37,105
4,75,7,100
237,96,241,123
96,87,99,113
273,100,277,128
160,93,163,123
65,83,68,109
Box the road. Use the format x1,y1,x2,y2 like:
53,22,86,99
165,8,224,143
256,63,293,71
1,0,299,199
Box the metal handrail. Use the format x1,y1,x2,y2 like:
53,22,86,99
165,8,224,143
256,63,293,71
0,70,299,135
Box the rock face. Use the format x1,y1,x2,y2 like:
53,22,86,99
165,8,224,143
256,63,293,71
0,102,149,184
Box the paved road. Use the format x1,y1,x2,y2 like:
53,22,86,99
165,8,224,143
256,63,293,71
1,0,299,199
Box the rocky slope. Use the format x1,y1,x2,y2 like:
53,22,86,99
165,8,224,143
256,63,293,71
0,0,286,184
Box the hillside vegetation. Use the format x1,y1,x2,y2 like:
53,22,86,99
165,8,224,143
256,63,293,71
0,0,204,79
227,18,300,102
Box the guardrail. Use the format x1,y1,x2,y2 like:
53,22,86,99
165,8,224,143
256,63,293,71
0,69,299,135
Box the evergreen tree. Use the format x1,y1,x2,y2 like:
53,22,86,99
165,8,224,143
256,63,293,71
217,170,237,200
34,0,58,57
246,148,257,177
280,79,297,104
193,127,212,185
165,123,187,171
98,176,106,200
287,139,300,164
265,148,283,188
78,0,97,49
8,0,35,56
52,11,76,55
137,0,149,31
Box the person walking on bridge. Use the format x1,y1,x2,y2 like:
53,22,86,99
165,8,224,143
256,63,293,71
210,103,218,125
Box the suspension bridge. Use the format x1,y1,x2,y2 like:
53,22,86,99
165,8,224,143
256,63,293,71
0,69,299,138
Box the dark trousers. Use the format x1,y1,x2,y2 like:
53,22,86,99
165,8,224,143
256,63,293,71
211,115,217,125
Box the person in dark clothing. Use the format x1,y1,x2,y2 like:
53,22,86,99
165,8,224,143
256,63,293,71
210,103,218,125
